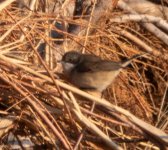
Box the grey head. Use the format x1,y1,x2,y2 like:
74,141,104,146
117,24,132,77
61,51,81,75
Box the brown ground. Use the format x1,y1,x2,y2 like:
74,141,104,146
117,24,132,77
0,0,167,149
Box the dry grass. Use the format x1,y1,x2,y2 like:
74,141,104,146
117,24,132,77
0,0,168,149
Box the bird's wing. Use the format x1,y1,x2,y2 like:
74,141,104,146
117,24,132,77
76,60,122,72
76,53,145,73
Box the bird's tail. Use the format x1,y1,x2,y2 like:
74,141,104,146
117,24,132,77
121,53,147,68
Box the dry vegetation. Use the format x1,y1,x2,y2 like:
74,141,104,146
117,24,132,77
0,0,168,149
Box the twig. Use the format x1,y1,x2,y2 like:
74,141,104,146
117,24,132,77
118,0,168,46
110,14,168,32
0,0,15,11
67,92,123,150
113,27,168,60
0,54,167,147
0,72,71,150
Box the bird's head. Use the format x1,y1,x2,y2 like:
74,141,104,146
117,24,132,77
60,51,81,75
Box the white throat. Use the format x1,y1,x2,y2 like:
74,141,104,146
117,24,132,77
62,62,76,75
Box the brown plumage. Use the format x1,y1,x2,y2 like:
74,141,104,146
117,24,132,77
61,51,143,92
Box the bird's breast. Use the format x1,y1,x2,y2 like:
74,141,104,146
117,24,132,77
70,70,121,92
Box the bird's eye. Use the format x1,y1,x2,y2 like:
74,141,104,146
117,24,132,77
69,58,73,62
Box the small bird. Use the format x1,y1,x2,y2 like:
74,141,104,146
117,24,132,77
60,51,143,92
